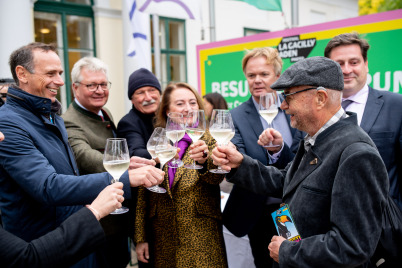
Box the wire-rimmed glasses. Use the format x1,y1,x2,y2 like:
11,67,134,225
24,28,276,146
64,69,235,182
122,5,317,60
75,81,111,91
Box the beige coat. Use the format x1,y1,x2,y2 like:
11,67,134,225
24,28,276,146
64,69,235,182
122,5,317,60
135,131,228,267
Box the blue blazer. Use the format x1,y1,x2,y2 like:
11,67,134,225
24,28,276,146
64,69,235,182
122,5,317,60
362,87,402,211
224,96,304,236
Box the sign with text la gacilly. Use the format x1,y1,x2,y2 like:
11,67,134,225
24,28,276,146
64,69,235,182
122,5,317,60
196,9,402,109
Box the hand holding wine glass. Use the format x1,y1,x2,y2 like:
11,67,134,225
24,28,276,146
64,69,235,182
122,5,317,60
166,112,185,168
103,138,130,214
184,110,206,169
209,109,234,174
259,92,280,148
146,127,167,193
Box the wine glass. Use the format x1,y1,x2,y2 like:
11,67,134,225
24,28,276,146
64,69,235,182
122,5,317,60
146,127,167,194
155,134,177,191
184,110,206,169
259,92,280,148
166,112,185,168
147,127,164,160
209,110,234,174
103,138,130,214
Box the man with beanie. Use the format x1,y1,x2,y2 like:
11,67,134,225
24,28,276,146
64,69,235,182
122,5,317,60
211,56,388,267
117,68,161,158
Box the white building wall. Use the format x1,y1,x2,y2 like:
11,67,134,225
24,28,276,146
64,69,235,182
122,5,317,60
0,0,35,79
0,0,358,121
185,0,358,91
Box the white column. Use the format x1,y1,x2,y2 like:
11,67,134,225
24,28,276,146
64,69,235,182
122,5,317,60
0,0,35,79
122,1,136,113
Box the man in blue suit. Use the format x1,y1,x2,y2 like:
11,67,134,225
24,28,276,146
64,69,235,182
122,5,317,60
223,47,303,267
325,33,402,212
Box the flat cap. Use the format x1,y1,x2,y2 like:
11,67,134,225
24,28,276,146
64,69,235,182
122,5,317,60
271,56,343,91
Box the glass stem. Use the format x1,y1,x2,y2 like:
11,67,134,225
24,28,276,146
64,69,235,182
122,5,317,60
174,140,178,164
217,142,222,170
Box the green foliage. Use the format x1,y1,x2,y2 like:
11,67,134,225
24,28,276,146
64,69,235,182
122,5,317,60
359,0,402,15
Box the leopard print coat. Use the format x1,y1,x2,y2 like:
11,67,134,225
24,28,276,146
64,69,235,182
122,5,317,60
135,131,228,267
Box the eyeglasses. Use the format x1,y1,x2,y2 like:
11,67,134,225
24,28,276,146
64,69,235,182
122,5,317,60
75,82,111,91
281,86,326,104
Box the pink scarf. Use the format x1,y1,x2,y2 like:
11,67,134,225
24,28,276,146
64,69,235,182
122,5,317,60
167,133,192,189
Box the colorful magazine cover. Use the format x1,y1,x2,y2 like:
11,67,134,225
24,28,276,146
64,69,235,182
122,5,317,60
271,204,301,242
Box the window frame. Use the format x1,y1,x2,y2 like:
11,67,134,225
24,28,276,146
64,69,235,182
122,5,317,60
152,16,187,87
34,0,96,107
244,27,269,36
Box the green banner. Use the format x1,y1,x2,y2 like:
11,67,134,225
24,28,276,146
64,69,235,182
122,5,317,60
197,10,402,109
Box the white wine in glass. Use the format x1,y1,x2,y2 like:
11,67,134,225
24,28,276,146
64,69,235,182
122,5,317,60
155,135,176,191
166,112,185,168
209,110,234,174
184,110,206,169
103,138,130,214
146,127,167,194
259,92,280,148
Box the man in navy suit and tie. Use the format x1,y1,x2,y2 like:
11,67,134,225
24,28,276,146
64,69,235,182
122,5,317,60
324,33,402,212
223,47,303,268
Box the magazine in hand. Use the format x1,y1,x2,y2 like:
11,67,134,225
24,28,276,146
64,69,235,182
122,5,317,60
271,204,301,242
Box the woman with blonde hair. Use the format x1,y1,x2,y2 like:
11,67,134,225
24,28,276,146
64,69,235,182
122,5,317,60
135,82,228,267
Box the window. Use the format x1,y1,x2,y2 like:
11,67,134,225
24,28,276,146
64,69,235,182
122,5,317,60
151,17,186,89
34,0,95,111
244,27,269,36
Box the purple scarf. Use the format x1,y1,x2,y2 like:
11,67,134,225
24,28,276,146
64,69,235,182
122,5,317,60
168,133,192,189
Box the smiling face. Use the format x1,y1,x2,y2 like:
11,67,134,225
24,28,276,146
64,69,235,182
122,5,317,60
131,86,161,115
73,68,109,114
328,44,368,98
244,56,280,103
280,86,318,135
167,87,199,117
20,49,64,103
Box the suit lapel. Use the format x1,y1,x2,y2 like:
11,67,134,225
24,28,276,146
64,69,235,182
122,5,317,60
283,145,321,198
244,98,265,139
360,87,383,133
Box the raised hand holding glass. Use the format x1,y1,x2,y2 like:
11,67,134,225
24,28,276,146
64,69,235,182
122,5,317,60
259,92,280,148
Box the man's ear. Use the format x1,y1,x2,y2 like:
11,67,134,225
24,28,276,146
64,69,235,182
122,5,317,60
71,82,78,97
15,66,28,84
315,89,328,110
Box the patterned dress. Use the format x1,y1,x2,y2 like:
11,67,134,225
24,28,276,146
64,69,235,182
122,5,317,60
135,131,228,267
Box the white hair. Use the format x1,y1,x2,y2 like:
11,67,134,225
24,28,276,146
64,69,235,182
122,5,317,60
71,57,109,83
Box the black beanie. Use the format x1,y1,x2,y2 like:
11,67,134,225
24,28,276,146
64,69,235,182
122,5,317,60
128,68,161,100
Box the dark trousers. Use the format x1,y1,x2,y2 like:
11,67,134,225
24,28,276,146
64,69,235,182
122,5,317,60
248,204,279,268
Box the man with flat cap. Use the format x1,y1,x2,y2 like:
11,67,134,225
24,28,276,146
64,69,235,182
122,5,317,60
211,56,388,267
